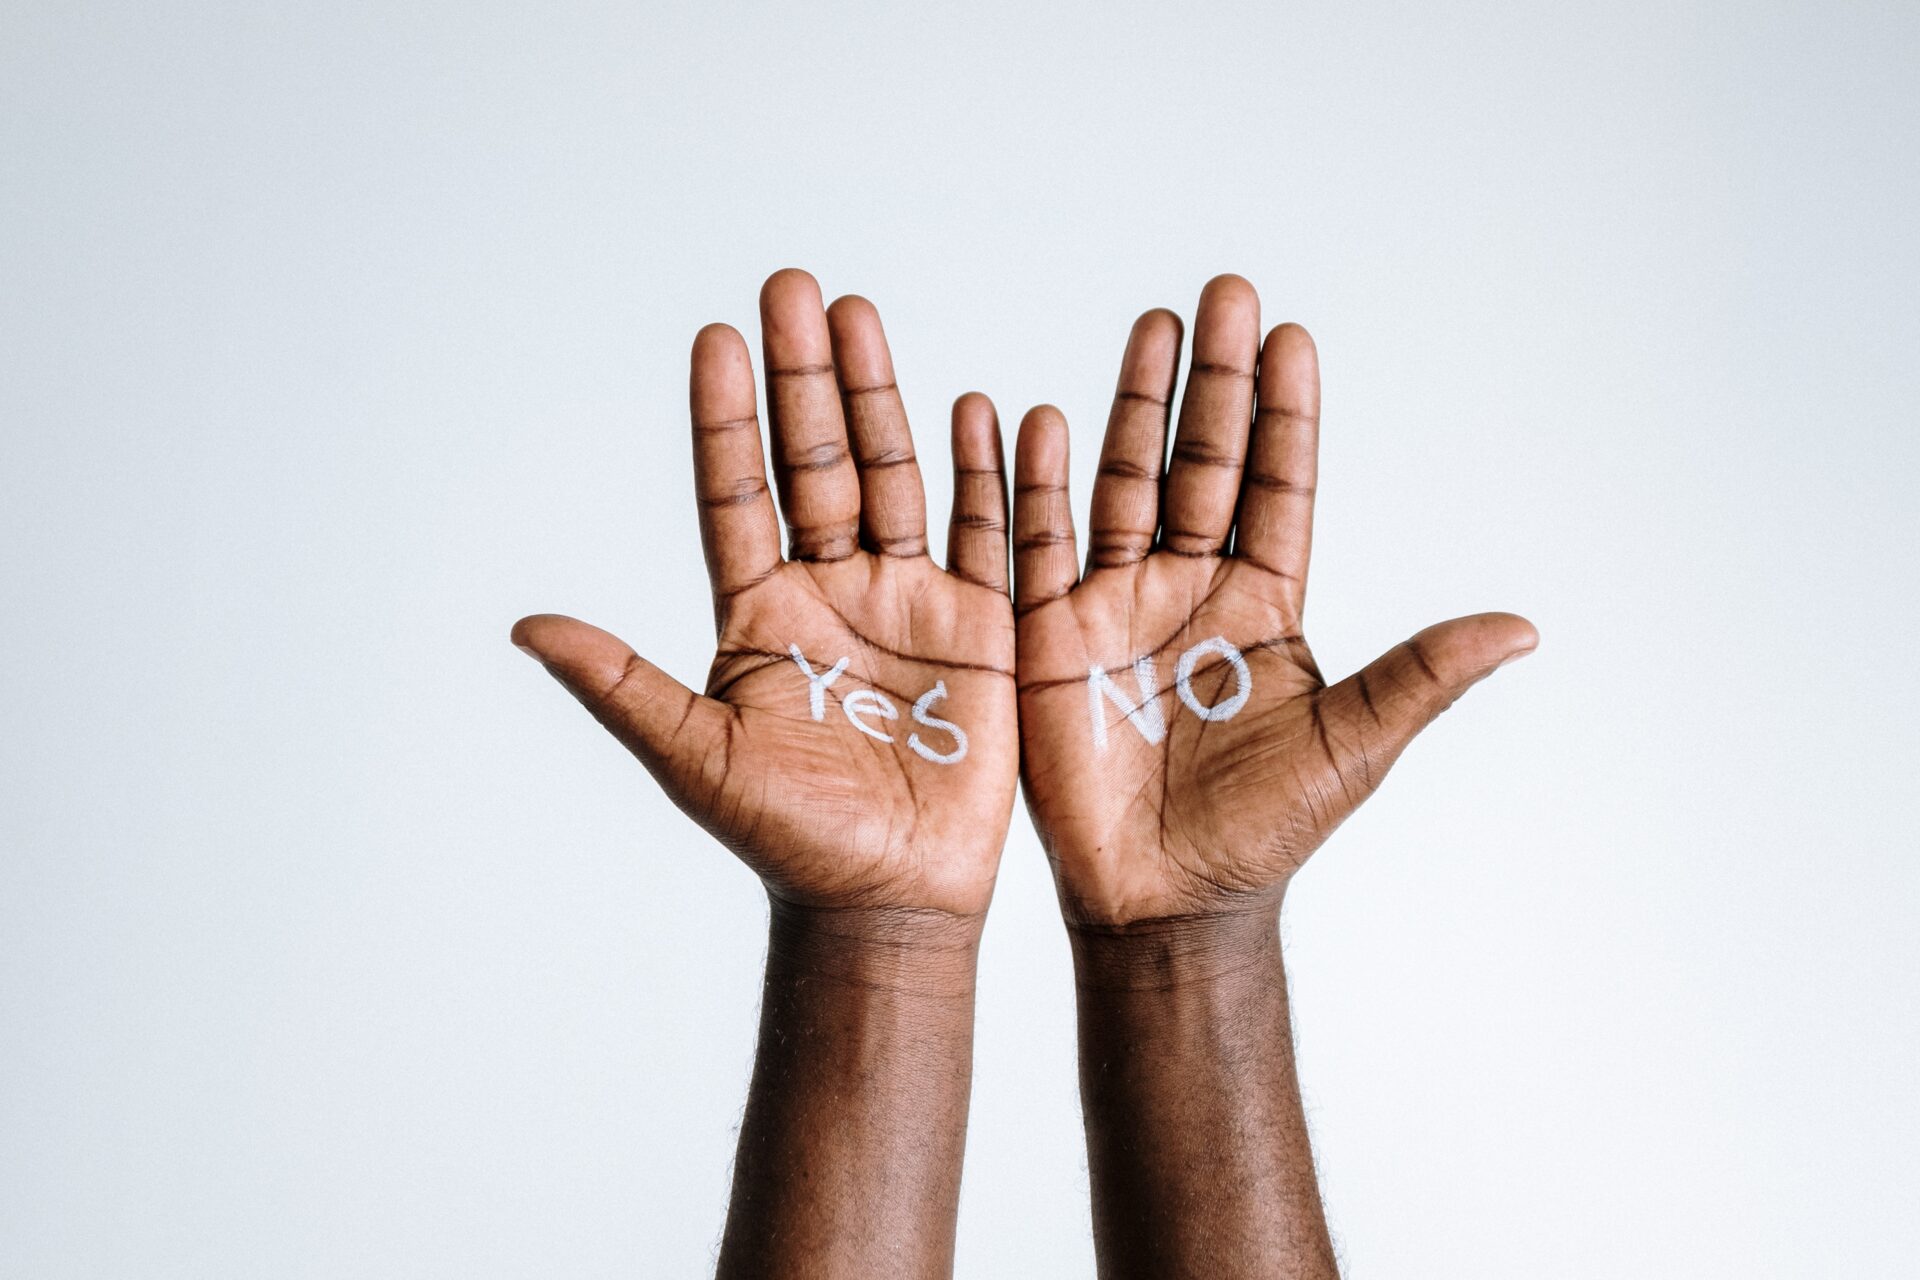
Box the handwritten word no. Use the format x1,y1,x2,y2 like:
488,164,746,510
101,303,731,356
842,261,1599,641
1088,636,1251,750
788,645,969,765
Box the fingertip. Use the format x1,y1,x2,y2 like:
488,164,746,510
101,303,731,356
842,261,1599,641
825,294,895,383
1469,610,1539,651
826,293,881,326
509,612,634,681
760,266,822,307
1132,307,1184,340
952,389,996,418
1015,404,1069,471
1020,402,1068,431
691,321,748,362
689,322,757,416
1257,322,1321,417
1417,611,1540,676
1124,308,1185,375
759,268,832,361
1190,276,1261,369
1200,272,1259,314
509,613,548,657
1493,612,1540,665
760,270,827,342
1264,321,1317,355
510,611,574,653
951,392,1002,454
512,610,602,660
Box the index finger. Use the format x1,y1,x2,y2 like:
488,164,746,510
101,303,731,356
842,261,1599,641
690,323,781,627
1232,322,1319,615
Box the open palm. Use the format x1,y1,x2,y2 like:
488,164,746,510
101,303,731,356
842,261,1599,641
514,271,1017,919
1013,276,1535,926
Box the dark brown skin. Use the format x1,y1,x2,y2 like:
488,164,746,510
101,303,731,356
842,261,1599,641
513,269,1018,1278
1013,275,1537,1278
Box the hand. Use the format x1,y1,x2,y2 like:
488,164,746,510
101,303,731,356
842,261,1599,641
1013,274,1536,927
512,269,1018,921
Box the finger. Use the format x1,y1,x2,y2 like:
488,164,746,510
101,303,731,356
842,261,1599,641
1012,404,1078,615
826,295,928,557
760,268,860,562
1087,308,1181,571
1322,613,1539,769
510,613,718,791
1161,274,1260,557
947,392,1009,593
689,323,781,625
1233,322,1320,612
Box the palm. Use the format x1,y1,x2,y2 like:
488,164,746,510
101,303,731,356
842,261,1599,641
1020,558,1334,907
1011,277,1535,925
515,271,1017,918
691,559,1015,910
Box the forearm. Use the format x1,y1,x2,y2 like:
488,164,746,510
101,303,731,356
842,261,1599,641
1070,903,1337,1279
717,897,983,1279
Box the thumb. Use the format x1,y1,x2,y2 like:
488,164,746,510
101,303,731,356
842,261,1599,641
510,613,710,783
1326,611,1538,757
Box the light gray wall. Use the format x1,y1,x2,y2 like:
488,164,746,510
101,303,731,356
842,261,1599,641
3,2,1915,1275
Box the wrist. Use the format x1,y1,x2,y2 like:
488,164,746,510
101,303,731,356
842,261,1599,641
1067,903,1283,993
1048,838,1297,936
765,896,984,999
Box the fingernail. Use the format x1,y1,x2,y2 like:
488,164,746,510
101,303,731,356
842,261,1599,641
1495,644,1536,670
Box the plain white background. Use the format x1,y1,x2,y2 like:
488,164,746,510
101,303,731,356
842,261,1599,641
4,2,1916,1276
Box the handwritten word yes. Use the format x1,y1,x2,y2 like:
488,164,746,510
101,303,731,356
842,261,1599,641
787,645,969,765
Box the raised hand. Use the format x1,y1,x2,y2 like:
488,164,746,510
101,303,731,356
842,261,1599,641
1013,273,1537,926
513,269,1018,921
1016,276,1536,1279
512,270,1019,1278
